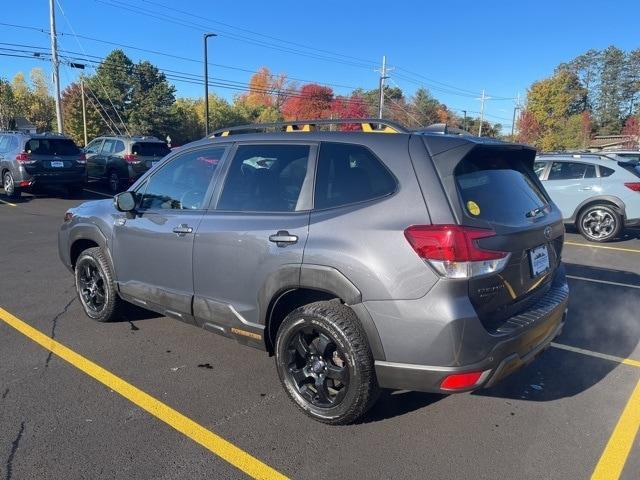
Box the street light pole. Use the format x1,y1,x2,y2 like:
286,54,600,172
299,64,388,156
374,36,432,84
203,33,217,136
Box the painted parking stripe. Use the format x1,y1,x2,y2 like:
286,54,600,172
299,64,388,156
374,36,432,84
0,198,17,207
83,188,113,198
566,275,640,290
551,342,640,368
0,305,288,480
591,379,640,480
565,241,640,254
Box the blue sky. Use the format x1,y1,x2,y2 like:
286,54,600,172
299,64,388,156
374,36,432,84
1,0,639,131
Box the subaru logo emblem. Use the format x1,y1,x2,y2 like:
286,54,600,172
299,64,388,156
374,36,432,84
544,226,552,240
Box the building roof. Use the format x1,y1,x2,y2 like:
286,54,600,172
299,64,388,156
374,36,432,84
14,116,36,130
589,134,638,149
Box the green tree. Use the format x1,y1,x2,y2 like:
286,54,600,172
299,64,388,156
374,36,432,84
29,68,56,132
410,88,441,127
89,49,134,133
562,49,600,111
169,97,203,146
596,46,625,134
622,49,640,117
0,78,16,130
62,81,103,146
128,61,176,137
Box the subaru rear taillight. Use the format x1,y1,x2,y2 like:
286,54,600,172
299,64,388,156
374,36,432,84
124,154,140,164
76,153,86,164
16,152,35,164
624,182,640,192
404,225,510,278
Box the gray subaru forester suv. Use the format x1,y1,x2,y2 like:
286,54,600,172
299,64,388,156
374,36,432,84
58,119,569,424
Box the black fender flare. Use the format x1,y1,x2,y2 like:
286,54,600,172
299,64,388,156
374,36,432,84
66,224,116,275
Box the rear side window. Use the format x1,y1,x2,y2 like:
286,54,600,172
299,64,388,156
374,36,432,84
548,162,596,180
600,166,615,177
114,140,125,154
101,139,116,154
533,161,547,179
0,135,17,153
455,154,548,226
314,142,396,209
132,142,170,157
25,138,79,155
217,144,311,212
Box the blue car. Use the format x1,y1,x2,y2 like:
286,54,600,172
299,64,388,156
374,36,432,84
535,154,640,242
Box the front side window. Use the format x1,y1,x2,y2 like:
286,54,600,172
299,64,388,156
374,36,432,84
548,162,596,180
140,147,225,210
85,139,102,154
217,144,311,212
314,142,396,209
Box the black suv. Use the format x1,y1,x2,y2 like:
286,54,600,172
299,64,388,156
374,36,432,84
0,131,86,198
84,135,171,193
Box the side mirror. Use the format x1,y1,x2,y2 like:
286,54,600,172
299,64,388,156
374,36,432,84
114,191,136,212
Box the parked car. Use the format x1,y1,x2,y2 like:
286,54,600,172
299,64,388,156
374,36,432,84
84,135,171,193
0,131,86,199
600,150,640,164
59,119,569,424
534,154,640,242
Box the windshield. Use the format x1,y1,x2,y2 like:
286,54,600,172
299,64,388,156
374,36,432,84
131,142,171,157
25,139,80,156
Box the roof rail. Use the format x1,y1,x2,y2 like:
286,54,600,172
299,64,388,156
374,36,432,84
209,118,408,137
414,123,474,136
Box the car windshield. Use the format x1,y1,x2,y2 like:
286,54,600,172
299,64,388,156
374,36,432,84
25,138,79,155
131,142,170,157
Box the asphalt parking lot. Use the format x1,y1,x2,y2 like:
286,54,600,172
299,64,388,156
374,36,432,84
1,185,639,480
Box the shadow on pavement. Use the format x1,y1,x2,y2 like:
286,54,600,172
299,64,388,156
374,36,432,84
476,263,639,402
363,390,445,423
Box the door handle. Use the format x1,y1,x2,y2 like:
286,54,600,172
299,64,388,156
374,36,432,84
269,230,298,246
172,224,193,236
580,186,593,191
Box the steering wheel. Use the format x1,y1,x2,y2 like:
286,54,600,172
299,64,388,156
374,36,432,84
179,189,204,209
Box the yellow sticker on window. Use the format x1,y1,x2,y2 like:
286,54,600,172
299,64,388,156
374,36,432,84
467,201,480,216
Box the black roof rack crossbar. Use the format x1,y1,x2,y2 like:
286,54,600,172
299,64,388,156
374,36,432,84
209,118,409,137
413,123,474,136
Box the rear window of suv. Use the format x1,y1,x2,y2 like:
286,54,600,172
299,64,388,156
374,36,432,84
25,138,79,156
131,142,170,157
455,153,549,226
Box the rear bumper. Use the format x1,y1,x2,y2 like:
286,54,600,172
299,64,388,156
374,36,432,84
624,217,640,228
373,272,569,393
20,170,86,187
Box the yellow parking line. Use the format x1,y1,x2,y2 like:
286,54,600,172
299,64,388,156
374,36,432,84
551,342,640,368
0,198,17,207
565,241,640,254
591,380,640,480
0,306,288,480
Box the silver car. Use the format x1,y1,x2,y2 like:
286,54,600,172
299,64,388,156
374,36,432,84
535,154,640,242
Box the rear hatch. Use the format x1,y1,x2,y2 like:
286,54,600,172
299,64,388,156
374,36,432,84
23,138,85,175
130,141,171,172
424,139,564,332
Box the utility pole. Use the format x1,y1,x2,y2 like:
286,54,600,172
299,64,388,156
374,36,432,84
80,76,88,146
203,33,217,136
511,92,521,138
462,110,467,132
49,0,63,133
477,89,490,136
376,56,393,119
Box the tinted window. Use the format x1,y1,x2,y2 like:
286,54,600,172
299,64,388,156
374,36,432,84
315,143,396,209
217,144,310,212
600,166,615,177
533,161,547,179
85,139,103,154
25,138,79,155
618,153,640,163
548,162,596,180
101,139,116,154
132,142,170,157
114,140,125,154
455,156,548,226
140,147,225,210
0,135,16,153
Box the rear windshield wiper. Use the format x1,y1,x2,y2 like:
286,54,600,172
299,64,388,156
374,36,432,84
526,206,546,218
